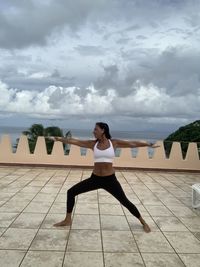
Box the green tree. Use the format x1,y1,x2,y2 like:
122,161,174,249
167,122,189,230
164,120,200,159
14,124,71,154
44,126,64,154
22,124,45,153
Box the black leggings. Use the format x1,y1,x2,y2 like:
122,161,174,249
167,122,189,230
66,172,141,219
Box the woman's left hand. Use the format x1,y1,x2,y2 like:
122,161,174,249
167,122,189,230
47,136,56,141
149,142,160,148
151,144,160,148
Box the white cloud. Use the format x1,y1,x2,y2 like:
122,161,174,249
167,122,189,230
0,80,16,107
29,72,51,79
0,0,200,129
0,79,199,121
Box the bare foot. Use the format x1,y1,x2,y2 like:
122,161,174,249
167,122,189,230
138,216,151,233
143,223,151,233
53,218,72,227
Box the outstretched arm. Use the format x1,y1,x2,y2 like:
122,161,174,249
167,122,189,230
112,139,160,148
48,136,95,149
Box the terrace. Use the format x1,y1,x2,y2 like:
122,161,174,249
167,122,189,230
0,134,200,266
0,166,200,267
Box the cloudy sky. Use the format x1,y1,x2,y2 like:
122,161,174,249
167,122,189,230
0,0,200,133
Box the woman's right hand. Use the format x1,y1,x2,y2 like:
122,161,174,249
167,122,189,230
47,136,59,141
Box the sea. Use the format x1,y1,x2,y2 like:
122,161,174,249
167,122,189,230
0,126,170,146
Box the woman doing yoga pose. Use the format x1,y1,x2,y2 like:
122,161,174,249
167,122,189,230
49,122,160,233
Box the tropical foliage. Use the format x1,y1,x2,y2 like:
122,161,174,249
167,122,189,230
14,124,71,154
164,120,200,158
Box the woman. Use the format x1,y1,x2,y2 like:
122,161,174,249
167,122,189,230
49,122,160,233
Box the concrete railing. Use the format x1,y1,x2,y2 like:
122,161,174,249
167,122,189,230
0,134,199,171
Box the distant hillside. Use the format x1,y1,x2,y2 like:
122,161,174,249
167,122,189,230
164,120,200,158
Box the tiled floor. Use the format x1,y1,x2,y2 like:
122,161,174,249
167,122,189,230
0,166,200,267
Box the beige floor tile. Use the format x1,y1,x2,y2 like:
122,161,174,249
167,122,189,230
40,186,60,193
67,229,102,251
0,200,6,206
23,201,52,213
0,249,26,267
168,189,189,198
98,189,115,196
0,228,6,236
179,253,200,267
60,185,78,193
154,191,174,198
10,212,46,228
179,217,200,231
55,193,67,202
100,215,130,230
28,181,46,186
98,194,119,204
64,251,104,267
140,197,164,206
45,182,64,187
142,253,185,267
0,212,19,227
1,187,21,193
99,203,124,215
48,202,67,213
11,193,36,202
167,206,197,217
32,192,57,202
178,197,193,207
130,191,152,199
144,205,173,217
0,192,15,201
77,194,99,203
193,232,200,241
164,232,200,253
71,214,100,230
0,200,29,213
104,252,144,267
20,186,41,193
41,213,70,230
193,208,200,216
127,215,160,232
134,232,174,253
0,228,37,249
21,250,64,267
74,202,99,214
30,229,69,251
153,216,189,231
159,197,184,206
77,192,98,203
102,230,138,252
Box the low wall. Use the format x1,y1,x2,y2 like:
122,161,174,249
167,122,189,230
0,134,199,171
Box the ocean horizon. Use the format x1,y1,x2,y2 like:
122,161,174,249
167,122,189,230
0,126,171,146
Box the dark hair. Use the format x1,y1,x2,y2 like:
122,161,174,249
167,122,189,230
95,122,112,139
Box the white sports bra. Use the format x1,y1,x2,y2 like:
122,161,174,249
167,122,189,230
93,139,115,163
